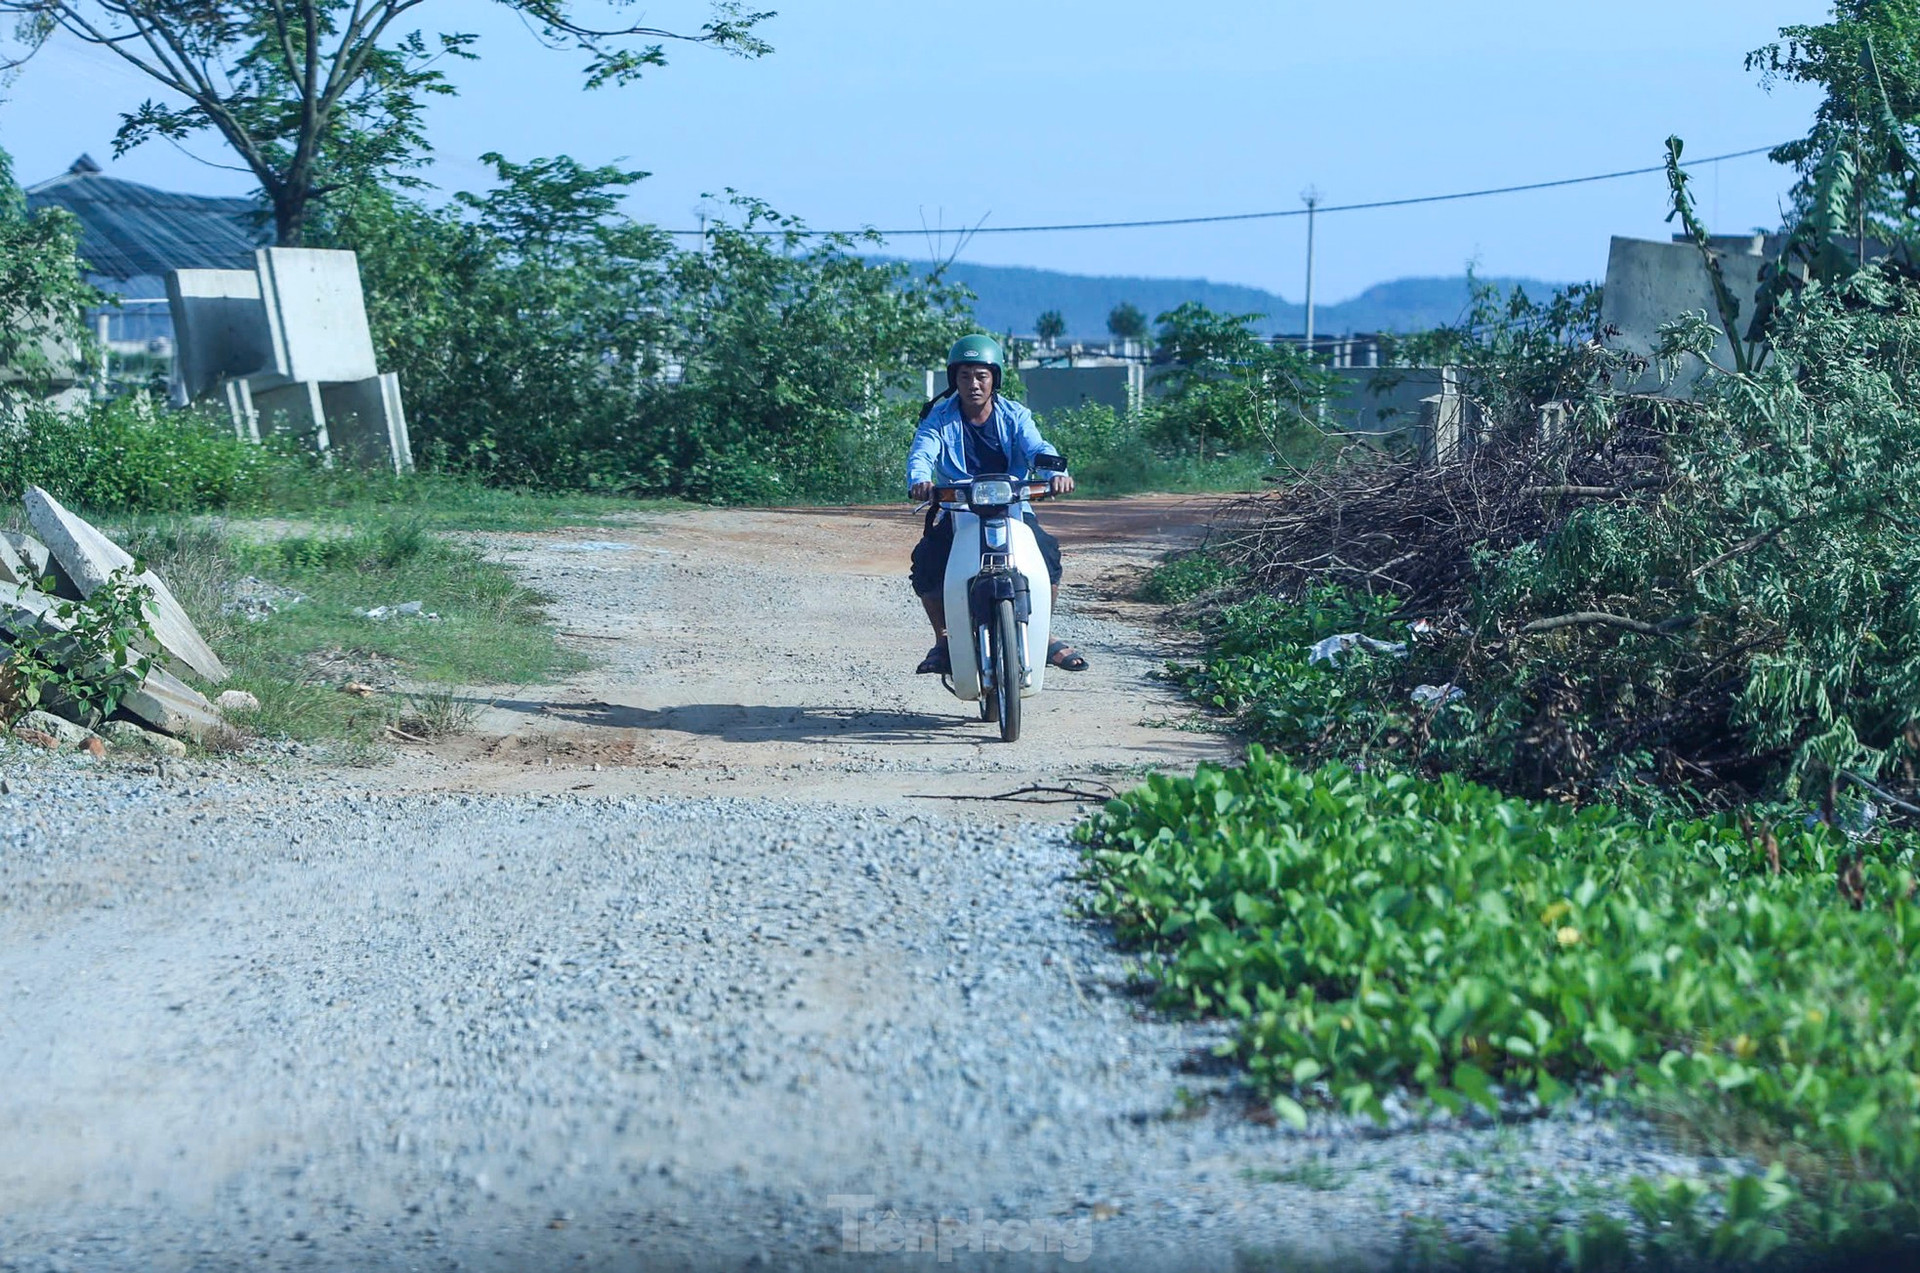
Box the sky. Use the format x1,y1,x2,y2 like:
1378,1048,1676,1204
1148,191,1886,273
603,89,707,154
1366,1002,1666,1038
0,1,1830,303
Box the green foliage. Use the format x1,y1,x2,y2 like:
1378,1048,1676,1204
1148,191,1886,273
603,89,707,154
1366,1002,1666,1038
1750,2,1920,248
1080,747,1920,1257
2,569,158,724
1150,302,1334,455
0,145,95,408
1381,276,1606,427
657,196,970,503
1137,550,1245,604
319,176,968,504
1036,403,1284,497
0,393,295,511
1035,309,1066,343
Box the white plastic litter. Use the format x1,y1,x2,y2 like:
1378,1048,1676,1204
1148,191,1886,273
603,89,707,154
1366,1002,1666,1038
1307,633,1409,666
1411,683,1468,706
357,600,437,621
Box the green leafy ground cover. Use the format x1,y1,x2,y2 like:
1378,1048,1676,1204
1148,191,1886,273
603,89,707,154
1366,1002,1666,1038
1079,750,1920,1263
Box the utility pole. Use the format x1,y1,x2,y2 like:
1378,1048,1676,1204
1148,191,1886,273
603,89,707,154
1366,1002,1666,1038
1301,186,1320,358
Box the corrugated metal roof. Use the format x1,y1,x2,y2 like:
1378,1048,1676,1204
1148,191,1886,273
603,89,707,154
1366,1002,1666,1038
25,156,269,282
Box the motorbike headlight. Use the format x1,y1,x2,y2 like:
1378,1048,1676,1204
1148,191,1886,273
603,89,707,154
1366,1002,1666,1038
970,480,1015,507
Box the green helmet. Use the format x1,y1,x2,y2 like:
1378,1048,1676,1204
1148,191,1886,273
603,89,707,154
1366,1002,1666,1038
946,333,1004,391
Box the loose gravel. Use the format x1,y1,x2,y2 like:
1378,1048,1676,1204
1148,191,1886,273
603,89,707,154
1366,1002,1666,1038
0,746,1732,1272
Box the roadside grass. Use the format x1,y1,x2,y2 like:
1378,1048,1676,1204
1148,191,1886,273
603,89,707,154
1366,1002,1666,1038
110,514,587,751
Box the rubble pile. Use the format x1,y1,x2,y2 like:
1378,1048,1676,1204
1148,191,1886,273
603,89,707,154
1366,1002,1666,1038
1,484,233,753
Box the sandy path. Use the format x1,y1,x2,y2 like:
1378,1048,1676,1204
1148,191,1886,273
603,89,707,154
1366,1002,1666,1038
380,496,1238,810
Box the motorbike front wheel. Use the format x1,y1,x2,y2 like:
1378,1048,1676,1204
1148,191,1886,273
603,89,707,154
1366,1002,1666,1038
992,597,1022,742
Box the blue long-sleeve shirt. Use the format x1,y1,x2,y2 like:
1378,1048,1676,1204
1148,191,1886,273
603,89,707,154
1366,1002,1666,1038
905,394,1060,492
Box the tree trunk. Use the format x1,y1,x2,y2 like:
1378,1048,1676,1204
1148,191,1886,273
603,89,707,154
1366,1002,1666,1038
274,188,308,247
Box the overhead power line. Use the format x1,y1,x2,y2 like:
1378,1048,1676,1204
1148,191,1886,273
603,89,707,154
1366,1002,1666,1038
664,142,1786,238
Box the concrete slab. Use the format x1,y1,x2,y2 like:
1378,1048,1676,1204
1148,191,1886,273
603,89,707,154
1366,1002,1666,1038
121,664,221,741
165,268,276,401
320,372,413,472
22,486,230,684
251,380,331,453
257,247,378,384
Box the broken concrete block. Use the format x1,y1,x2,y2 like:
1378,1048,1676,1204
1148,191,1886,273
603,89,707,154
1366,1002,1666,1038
0,580,64,638
121,664,221,742
0,535,26,587
16,709,97,749
256,247,379,384
23,486,229,684
2,533,50,580
100,718,189,758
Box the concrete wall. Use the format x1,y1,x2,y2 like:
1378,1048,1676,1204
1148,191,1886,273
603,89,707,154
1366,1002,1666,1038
1322,366,1454,435
1021,363,1143,418
1599,235,1769,395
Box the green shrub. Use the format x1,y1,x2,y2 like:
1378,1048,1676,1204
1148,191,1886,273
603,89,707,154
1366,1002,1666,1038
0,395,297,512
1080,749,1920,1253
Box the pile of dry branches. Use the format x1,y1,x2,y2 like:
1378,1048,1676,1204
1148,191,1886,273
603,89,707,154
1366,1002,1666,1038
1203,406,1673,619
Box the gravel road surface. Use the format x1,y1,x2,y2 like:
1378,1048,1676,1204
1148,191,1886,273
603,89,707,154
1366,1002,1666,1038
0,503,1726,1271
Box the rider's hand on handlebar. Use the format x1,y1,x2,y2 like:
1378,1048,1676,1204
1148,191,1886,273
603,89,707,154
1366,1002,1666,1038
910,480,935,501
1049,473,1075,496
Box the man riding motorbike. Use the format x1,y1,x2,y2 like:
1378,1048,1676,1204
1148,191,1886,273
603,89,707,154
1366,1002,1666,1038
905,333,1089,676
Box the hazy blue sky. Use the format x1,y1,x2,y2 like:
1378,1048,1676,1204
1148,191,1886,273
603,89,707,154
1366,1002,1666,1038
2,1,1828,301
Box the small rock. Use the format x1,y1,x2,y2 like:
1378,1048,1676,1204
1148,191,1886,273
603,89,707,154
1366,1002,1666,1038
17,710,97,749
216,689,261,714
82,736,106,758
342,681,376,697
0,777,12,795
100,720,189,759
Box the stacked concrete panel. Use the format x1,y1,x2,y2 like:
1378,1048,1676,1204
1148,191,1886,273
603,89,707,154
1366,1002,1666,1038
165,247,411,471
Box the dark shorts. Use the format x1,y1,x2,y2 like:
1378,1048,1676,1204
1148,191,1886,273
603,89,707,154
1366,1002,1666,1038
910,507,1063,598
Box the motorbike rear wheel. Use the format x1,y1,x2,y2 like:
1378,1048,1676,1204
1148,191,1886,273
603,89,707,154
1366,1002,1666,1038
993,597,1021,742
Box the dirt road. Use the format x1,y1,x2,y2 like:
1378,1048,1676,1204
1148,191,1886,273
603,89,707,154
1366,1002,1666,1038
384,496,1238,808
0,499,1715,1271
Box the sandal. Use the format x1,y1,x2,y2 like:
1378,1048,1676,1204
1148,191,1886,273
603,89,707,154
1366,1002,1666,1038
916,642,951,675
1047,639,1089,672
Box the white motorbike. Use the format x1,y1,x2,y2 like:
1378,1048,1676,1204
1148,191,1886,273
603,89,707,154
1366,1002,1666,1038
927,455,1068,743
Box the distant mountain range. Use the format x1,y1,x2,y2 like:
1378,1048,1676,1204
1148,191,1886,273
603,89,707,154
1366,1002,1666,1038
879,259,1575,337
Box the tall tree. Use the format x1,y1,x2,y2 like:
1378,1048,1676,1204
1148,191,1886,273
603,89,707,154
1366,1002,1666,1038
1750,1,1920,240
0,0,772,245
1106,300,1146,343
1034,308,1065,346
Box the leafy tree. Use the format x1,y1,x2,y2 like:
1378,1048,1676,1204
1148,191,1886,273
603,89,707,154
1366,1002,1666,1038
317,171,967,501
1750,1,1920,244
658,196,971,502
1034,308,1066,345
311,153,673,485
1106,300,1146,343
0,0,771,244
1150,302,1330,456
0,146,95,417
